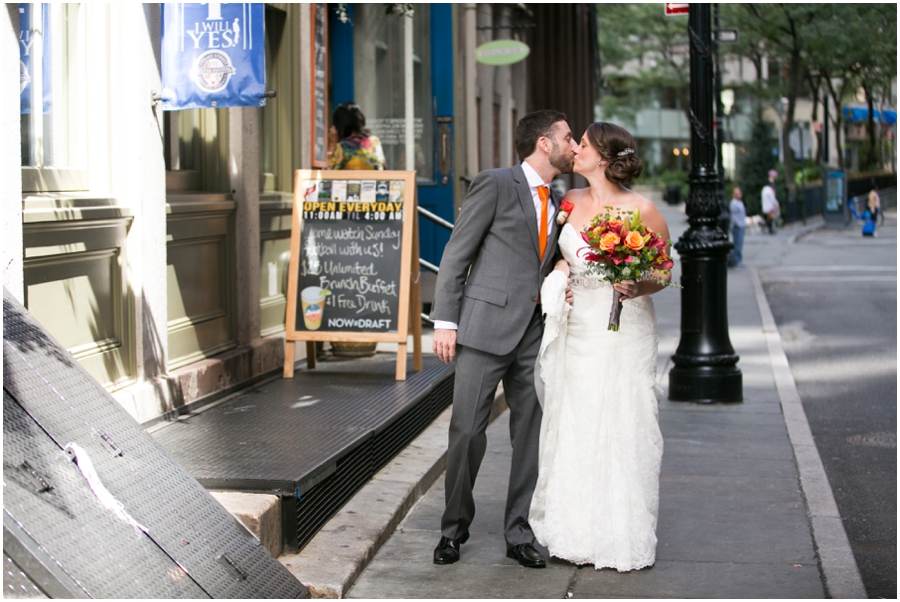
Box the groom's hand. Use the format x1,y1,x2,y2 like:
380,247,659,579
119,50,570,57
433,328,457,364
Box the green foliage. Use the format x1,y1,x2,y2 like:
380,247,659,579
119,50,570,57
794,159,822,187
739,113,776,216
596,4,690,124
655,169,690,200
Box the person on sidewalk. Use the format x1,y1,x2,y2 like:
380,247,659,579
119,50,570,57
761,170,780,234
864,184,881,237
429,110,577,568
729,187,747,267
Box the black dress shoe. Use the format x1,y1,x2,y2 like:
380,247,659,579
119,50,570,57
433,533,469,565
506,543,546,568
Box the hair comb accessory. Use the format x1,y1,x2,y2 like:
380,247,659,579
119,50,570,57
617,148,635,157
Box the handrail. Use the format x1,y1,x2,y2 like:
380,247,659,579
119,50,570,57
416,201,458,327
415,176,477,325
417,206,455,232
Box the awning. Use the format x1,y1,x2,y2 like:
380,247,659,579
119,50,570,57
843,106,897,125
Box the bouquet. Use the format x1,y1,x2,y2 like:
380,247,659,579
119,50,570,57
578,206,678,331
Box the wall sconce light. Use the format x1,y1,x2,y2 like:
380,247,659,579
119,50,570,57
673,148,681,156
682,148,690,156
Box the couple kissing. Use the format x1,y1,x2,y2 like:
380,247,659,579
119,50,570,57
430,110,668,572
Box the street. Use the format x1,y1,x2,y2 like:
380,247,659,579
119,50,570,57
339,205,896,598
758,214,897,599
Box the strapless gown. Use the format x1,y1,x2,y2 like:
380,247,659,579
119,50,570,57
529,223,664,572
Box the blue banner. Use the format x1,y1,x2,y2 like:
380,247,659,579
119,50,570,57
19,3,51,115
161,3,265,110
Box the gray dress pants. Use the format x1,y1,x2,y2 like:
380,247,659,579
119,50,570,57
441,306,544,547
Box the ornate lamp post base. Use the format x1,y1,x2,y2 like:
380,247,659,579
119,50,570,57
669,364,743,404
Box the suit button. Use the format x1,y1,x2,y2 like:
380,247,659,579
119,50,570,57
531,295,537,302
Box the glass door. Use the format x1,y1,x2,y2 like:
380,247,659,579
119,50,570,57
329,3,454,265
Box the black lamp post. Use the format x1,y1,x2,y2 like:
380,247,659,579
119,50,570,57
668,4,742,403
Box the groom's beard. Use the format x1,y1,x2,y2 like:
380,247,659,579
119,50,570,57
549,141,575,174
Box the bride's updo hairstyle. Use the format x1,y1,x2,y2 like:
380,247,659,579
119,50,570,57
586,122,643,185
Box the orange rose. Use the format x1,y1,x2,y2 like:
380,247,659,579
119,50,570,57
624,231,645,251
608,219,624,230
599,232,620,253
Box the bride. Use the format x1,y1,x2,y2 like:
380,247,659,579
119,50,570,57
529,122,669,572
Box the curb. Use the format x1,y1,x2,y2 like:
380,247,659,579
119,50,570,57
279,388,508,598
786,217,826,245
749,268,867,599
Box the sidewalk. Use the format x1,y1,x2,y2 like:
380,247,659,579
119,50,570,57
284,203,866,598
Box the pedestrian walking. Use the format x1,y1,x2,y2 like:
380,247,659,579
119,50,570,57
429,110,577,568
729,187,747,266
864,184,881,237
762,170,780,234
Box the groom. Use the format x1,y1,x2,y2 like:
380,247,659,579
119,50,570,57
430,110,576,567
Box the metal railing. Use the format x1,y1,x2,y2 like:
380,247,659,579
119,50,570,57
417,206,454,327
416,178,469,326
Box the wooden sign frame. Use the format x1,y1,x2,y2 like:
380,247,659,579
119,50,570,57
284,170,423,380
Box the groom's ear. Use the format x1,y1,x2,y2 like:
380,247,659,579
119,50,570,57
537,136,551,155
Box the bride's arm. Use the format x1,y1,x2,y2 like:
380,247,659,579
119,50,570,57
553,258,569,277
615,200,672,301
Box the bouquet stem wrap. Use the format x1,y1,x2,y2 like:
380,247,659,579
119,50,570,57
609,289,623,332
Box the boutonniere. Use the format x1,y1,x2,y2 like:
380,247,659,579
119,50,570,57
556,199,575,225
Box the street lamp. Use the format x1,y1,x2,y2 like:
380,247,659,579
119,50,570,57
668,4,742,404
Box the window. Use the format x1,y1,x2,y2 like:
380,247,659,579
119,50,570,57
19,3,88,191
353,5,434,182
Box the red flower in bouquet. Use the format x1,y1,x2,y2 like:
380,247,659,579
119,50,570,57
578,206,678,331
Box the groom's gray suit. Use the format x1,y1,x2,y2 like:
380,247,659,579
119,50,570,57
430,163,560,547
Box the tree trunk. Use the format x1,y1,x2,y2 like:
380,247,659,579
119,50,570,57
782,47,803,196
863,80,878,171
808,73,823,165
825,76,845,170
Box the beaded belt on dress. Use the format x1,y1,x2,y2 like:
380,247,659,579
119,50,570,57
569,275,610,290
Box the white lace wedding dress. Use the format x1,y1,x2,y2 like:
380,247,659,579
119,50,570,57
530,223,664,572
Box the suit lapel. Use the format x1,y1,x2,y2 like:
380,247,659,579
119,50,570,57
540,186,562,270
512,165,542,259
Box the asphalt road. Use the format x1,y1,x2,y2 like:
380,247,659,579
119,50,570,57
756,213,897,599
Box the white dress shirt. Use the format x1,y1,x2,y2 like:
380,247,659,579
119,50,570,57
761,184,779,214
434,161,553,331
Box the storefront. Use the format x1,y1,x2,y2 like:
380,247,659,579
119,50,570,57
330,4,455,265
4,3,595,425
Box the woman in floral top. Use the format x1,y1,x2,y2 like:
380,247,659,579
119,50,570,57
327,102,386,171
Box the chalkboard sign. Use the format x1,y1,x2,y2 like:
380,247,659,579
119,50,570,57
311,4,328,167
285,170,422,380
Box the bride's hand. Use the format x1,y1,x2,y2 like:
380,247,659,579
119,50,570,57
613,280,640,301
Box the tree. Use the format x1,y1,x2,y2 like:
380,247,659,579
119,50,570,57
596,5,691,127
803,4,897,171
737,4,819,191
739,111,777,216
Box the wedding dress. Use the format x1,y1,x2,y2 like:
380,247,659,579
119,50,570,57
530,223,664,572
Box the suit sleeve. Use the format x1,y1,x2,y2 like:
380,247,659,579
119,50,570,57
429,170,499,323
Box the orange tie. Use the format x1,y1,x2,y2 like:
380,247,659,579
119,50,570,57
538,185,550,260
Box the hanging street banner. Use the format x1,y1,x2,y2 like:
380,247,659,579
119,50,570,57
18,3,51,115
161,3,266,110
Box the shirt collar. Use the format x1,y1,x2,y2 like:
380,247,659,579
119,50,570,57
521,161,548,190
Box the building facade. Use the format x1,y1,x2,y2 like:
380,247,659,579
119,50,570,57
3,3,595,426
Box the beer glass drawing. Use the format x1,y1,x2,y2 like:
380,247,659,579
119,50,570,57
300,286,330,330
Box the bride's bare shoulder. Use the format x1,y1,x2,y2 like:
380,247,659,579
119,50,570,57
563,187,590,204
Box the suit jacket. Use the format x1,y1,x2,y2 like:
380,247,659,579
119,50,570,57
430,164,561,356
